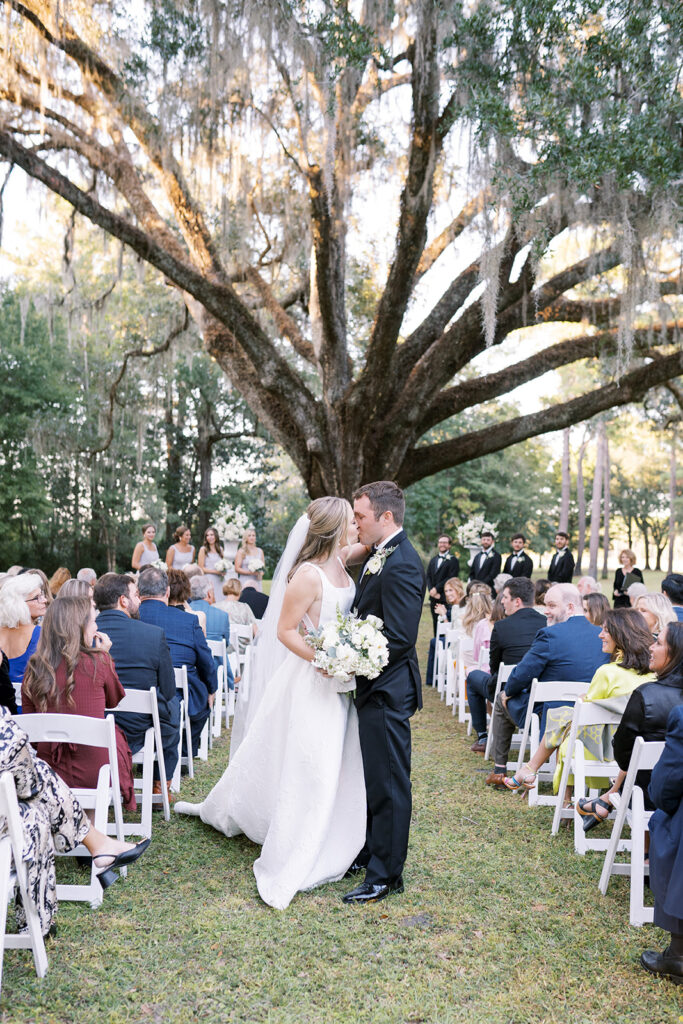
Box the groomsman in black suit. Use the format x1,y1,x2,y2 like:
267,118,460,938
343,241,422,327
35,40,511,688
468,531,501,595
426,534,460,635
503,533,534,578
548,531,575,583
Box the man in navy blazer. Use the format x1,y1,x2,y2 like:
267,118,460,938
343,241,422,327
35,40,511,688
486,583,608,787
94,573,181,789
138,567,217,756
641,704,683,983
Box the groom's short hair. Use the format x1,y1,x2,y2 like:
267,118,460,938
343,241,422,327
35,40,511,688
353,480,405,525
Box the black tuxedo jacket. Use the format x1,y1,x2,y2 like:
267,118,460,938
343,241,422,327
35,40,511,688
548,549,575,583
503,552,534,578
487,606,546,696
426,553,460,602
468,549,502,588
240,587,269,618
354,531,426,712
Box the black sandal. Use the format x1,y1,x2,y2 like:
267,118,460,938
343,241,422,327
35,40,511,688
577,796,612,832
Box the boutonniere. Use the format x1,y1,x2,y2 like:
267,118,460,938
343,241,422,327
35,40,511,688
366,545,397,576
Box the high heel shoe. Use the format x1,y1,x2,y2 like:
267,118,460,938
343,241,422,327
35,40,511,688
93,838,151,889
502,765,537,792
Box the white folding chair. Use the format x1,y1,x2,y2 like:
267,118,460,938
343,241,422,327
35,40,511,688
0,773,48,993
106,687,170,836
598,737,665,926
433,621,450,695
230,625,253,679
483,663,515,762
454,636,475,722
514,679,590,774
207,638,229,733
174,667,196,779
550,699,622,837
11,683,22,712
443,628,461,706
19,714,125,908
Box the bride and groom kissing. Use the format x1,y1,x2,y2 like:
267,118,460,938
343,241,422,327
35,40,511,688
175,480,426,910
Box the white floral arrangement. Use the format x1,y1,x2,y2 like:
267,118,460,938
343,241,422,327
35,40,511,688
213,558,233,575
149,559,168,572
247,557,265,574
456,515,498,547
214,502,250,543
305,609,389,693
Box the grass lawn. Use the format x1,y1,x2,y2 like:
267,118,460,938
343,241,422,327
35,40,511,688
2,607,680,1024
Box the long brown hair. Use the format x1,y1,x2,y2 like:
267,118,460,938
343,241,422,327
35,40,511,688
202,527,224,558
23,597,97,711
288,498,351,581
602,608,652,673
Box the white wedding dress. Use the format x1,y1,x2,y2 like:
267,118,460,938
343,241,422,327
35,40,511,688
176,561,366,910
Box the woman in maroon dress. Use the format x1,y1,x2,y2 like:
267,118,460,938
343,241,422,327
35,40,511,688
22,596,136,810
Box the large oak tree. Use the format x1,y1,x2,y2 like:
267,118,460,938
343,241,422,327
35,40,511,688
1,0,682,495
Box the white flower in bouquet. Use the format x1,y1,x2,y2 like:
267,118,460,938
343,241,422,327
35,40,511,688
305,607,389,694
148,559,168,572
456,514,498,548
247,557,265,574
214,503,250,543
213,558,233,575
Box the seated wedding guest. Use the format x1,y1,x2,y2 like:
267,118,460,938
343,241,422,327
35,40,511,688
503,534,533,578
577,621,683,829
461,591,493,638
582,591,610,627
577,575,601,597
57,578,93,600
239,584,269,619
613,548,643,608
235,525,266,592
534,579,551,607
138,566,217,756
485,583,608,787
426,535,460,635
0,651,16,714
466,580,492,599
547,532,575,583
217,579,257,636
627,581,648,606
468,531,501,596
47,567,71,598
466,578,545,754
94,573,181,800
504,608,654,792
21,596,136,811
0,573,46,692
132,523,159,571
18,568,53,609
662,574,683,622
167,567,206,635
640,704,683,984
1,706,150,933
425,578,465,686
492,572,512,597
189,575,232,646
76,567,97,589
634,593,677,638
197,527,227,603
165,524,195,571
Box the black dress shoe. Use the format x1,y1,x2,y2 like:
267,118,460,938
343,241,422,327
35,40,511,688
342,878,404,904
640,947,683,984
343,861,366,879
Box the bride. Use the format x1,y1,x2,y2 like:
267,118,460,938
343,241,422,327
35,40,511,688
175,496,367,909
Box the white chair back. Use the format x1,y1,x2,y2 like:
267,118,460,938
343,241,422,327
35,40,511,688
106,686,170,835
208,638,229,733
483,663,515,762
174,666,196,780
0,773,48,992
515,679,591,772
454,636,475,722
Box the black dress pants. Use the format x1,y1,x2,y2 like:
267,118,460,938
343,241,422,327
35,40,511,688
356,687,417,885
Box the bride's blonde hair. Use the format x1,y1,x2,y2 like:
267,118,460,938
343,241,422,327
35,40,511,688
287,497,352,581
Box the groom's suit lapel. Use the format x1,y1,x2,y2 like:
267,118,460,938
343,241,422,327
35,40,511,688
356,530,406,605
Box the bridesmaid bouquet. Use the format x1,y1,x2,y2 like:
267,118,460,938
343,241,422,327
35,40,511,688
305,609,389,691
213,558,233,574
247,557,265,574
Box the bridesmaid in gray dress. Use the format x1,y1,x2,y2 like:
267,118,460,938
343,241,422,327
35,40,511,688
165,524,195,570
132,523,159,571
234,526,265,592
198,527,226,602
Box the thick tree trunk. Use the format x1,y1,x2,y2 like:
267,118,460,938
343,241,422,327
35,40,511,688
588,427,604,579
601,427,611,579
669,427,677,574
576,437,589,574
559,427,570,533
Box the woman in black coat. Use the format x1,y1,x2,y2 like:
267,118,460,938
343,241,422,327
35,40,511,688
613,548,644,608
578,621,683,829
640,703,683,984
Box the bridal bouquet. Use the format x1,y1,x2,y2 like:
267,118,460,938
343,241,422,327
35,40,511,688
305,609,389,693
247,557,265,574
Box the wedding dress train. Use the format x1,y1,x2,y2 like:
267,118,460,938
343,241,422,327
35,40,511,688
176,562,366,909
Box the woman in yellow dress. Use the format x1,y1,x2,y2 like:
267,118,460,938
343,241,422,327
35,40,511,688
503,607,654,794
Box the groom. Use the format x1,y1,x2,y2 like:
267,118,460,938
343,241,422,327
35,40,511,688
343,481,426,904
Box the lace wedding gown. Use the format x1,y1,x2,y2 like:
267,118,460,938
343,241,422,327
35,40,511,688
176,562,366,909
